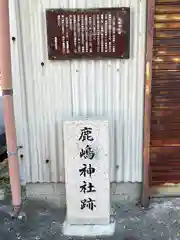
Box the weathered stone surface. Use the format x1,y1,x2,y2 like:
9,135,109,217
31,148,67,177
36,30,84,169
63,120,110,224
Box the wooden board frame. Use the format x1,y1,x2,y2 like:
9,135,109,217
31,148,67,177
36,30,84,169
141,0,155,207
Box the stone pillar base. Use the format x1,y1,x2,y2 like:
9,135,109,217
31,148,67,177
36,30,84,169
62,220,116,237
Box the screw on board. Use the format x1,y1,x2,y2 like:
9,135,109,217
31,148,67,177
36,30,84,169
45,159,50,164
122,8,127,14
41,62,45,67
20,154,23,159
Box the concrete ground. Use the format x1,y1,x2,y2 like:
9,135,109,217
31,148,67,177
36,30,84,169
0,161,180,240
1,197,180,240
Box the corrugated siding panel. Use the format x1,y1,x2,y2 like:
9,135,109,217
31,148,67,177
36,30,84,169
11,0,146,183
9,0,31,185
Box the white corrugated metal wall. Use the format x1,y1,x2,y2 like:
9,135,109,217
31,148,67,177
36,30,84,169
9,0,147,183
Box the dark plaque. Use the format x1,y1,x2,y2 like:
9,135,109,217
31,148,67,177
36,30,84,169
46,8,130,60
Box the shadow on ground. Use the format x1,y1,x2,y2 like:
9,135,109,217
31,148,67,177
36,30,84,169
0,198,180,240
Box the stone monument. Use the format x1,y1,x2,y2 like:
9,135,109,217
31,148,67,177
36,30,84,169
63,119,115,237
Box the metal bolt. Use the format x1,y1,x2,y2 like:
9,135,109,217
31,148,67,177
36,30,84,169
45,159,50,164
41,62,45,67
12,36,16,41
116,165,119,169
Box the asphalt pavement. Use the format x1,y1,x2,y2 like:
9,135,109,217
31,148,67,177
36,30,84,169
0,197,180,240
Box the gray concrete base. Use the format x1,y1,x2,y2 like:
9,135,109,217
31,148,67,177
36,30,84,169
62,220,116,237
26,182,141,208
